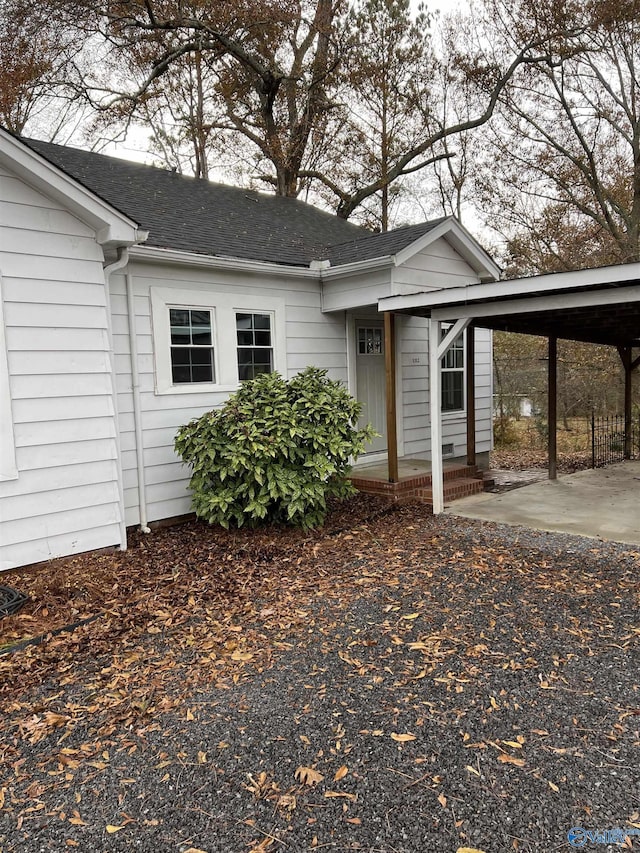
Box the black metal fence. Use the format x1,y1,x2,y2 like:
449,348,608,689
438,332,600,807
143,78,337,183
591,413,640,468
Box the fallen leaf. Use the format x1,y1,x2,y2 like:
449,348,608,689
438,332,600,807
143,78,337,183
295,766,324,786
456,848,487,853
438,792,447,808
401,613,420,620
231,651,253,662
334,765,348,781
390,732,416,742
346,817,362,825
465,765,481,777
325,791,356,801
498,753,526,767
548,780,560,792
106,824,125,833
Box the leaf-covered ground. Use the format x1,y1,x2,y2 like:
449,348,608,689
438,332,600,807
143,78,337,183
1,497,639,852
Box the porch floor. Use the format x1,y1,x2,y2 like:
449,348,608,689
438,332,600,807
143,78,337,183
352,457,465,482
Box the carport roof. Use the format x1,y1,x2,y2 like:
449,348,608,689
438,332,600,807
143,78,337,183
379,260,640,348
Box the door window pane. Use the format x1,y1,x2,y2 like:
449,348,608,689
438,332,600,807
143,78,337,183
358,327,384,355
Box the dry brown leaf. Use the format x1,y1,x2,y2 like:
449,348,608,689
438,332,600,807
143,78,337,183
390,732,416,742
106,824,125,833
437,792,447,808
548,780,560,792
456,848,487,853
346,817,362,825
231,650,253,662
497,753,526,767
334,765,348,781
465,765,481,776
295,766,324,786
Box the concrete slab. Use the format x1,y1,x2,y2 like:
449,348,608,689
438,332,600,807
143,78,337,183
445,460,640,546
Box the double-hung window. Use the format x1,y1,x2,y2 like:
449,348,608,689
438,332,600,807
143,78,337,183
151,287,286,394
236,312,273,380
441,325,465,413
169,308,215,384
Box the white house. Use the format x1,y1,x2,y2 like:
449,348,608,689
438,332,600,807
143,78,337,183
0,129,499,571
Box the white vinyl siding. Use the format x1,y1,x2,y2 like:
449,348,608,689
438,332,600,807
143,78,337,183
112,258,349,526
0,168,121,571
393,237,482,293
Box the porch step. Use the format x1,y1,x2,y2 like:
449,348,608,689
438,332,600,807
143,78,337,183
350,463,486,510
414,477,485,506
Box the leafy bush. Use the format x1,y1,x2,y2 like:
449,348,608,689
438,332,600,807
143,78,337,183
174,367,376,529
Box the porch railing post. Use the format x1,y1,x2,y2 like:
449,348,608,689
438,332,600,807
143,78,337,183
384,311,398,483
466,325,476,467
548,336,557,480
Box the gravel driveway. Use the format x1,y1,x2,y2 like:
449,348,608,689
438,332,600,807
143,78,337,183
1,503,638,853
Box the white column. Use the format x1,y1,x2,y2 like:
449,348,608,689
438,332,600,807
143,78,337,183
429,317,444,514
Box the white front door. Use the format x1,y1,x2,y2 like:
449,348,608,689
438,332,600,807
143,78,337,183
355,323,387,453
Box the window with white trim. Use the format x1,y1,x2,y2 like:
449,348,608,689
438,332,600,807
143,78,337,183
150,286,286,395
441,324,465,413
236,312,273,380
169,307,215,384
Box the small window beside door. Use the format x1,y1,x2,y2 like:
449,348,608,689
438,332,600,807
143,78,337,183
358,326,384,355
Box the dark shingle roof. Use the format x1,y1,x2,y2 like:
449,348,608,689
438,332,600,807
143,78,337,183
23,137,445,269
326,219,447,265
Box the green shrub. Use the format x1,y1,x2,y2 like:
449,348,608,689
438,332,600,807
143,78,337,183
174,367,376,529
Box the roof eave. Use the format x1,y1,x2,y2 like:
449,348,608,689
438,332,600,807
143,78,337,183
319,255,395,280
378,260,640,314
1,129,143,247
129,243,321,278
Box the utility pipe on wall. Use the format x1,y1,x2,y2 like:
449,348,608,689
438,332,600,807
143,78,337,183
125,267,151,533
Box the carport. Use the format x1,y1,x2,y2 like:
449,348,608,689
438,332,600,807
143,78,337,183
379,261,640,514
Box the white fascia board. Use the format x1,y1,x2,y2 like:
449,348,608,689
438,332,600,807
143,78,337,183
0,129,143,247
430,282,640,322
393,217,501,282
129,244,321,279
319,255,395,280
379,260,640,314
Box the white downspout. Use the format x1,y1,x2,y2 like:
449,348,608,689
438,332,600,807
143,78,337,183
125,267,151,533
103,248,130,550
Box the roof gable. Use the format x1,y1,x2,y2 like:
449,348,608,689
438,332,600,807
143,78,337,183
0,129,142,248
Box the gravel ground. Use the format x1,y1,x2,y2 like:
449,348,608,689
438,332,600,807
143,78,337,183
1,506,639,853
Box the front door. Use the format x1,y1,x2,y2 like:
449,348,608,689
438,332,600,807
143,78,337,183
355,323,387,453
